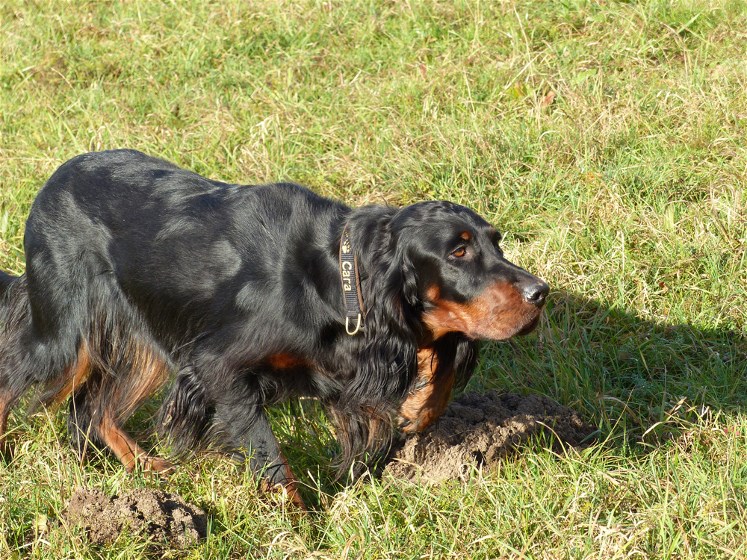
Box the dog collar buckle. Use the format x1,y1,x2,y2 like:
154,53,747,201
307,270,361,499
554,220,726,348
345,314,363,336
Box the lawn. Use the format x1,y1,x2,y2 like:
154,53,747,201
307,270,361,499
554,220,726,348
1,0,746,558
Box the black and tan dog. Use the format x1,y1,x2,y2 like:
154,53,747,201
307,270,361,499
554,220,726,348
0,150,548,506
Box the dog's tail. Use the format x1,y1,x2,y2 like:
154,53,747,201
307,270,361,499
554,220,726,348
0,271,34,434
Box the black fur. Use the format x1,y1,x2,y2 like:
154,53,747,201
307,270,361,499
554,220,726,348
0,270,15,294
0,150,548,488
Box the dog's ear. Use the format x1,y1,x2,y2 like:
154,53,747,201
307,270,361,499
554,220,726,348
452,334,479,391
365,248,419,337
400,250,420,308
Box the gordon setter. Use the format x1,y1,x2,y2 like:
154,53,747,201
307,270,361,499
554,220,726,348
0,150,548,507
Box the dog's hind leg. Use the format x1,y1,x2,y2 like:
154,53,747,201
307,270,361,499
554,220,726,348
0,388,13,442
97,409,173,473
0,332,93,456
67,382,173,473
0,388,17,457
31,270,177,475
66,333,175,473
67,384,103,458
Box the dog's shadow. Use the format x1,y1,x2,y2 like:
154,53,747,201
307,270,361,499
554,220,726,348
479,289,746,440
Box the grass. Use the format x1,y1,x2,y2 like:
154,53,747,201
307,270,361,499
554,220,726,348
1,0,746,557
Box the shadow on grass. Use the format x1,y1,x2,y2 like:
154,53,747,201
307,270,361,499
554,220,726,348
478,289,746,445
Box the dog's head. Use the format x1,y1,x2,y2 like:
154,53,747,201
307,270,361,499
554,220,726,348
390,201,549,342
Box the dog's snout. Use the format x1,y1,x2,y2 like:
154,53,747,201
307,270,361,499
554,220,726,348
521,280,549,306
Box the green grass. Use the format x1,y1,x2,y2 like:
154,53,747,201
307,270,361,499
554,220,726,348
1,0,746,557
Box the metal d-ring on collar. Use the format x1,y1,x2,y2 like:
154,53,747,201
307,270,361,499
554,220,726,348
339,224,365,335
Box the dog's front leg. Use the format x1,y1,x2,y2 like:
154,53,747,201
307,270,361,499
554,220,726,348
214,388,306,510
398,348,456,433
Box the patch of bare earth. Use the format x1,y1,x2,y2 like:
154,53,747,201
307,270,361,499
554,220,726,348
386,391,596,482
64,487,207,549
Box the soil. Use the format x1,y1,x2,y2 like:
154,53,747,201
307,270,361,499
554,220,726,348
386,391,596,482
65,487,207,549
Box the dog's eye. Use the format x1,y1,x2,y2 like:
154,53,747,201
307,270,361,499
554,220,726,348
451,246,467,258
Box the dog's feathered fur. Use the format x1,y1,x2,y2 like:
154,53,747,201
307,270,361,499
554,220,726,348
0,150,548,504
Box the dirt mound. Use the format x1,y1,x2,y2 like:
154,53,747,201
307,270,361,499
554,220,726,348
386,391,596,482
65,487,207,549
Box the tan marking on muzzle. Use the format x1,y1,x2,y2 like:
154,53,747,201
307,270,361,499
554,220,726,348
422,282,542,340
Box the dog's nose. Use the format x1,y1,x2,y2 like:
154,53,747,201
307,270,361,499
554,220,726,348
521,281,549,306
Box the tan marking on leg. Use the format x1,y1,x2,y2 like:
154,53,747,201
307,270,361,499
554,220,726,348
0,388,14,445
266,353,308,370
399,348,456,433
98,410,144,471
46,342,93,407
97,410,173,474
277,454,306,510
111,340,172,423
98,340,174,473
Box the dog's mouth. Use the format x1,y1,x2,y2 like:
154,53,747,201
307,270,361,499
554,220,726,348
515,314,541,336
461,308,542,341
